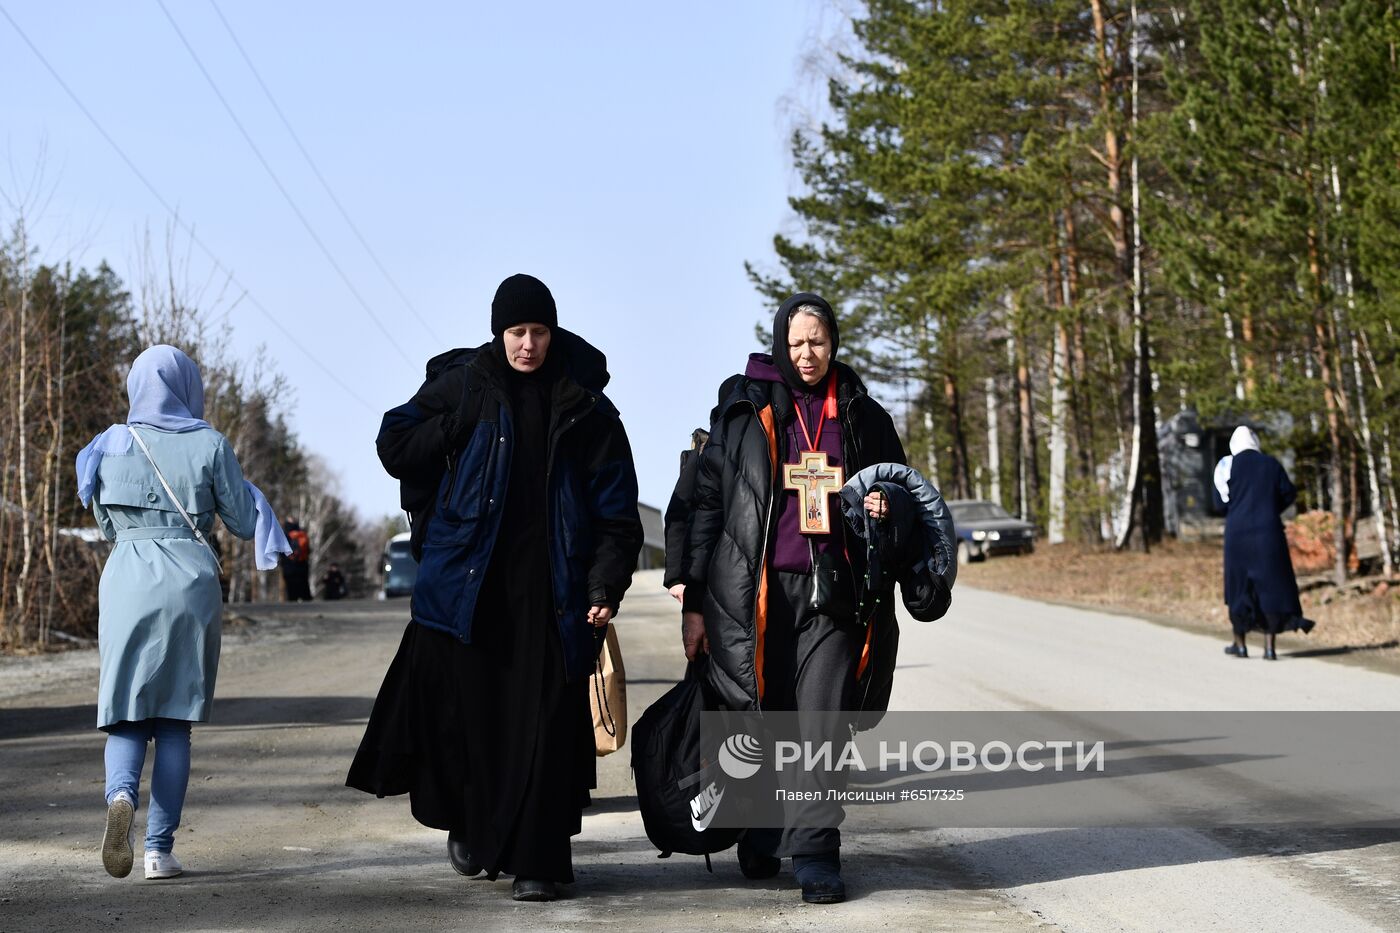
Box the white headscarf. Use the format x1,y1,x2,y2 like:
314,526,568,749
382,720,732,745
1215,426,1263,503
1213,456,1234,503
1229,426,1261,456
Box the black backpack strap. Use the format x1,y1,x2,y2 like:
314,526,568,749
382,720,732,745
444,365,491,450
407,362,491,561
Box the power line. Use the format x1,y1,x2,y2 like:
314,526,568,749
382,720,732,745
0,2,380,413
155,0,419,370
207,0,443,345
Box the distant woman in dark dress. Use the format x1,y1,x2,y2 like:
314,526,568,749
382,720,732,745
347,274,643,901
1213,426,1314,660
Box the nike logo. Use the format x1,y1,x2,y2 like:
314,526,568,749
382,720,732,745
689,780,725,832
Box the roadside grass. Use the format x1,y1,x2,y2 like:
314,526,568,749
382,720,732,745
958,540,1400,666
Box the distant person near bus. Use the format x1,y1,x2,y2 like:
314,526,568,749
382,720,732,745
281,519,313,602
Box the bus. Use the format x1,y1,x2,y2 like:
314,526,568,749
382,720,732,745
380,532,418,598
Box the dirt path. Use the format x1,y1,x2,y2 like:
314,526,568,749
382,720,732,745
0,575,1037,932
3,574,1397,931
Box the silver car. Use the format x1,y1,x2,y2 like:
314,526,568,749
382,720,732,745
947,499,1036,565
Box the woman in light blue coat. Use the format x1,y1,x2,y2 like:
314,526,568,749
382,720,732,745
77,345,287,881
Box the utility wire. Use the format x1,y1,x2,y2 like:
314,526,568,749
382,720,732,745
156,0,418,369
207,0,443,345
0,2,379,413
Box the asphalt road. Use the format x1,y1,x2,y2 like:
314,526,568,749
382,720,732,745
1,570,1397,932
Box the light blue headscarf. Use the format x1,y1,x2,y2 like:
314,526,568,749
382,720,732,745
77,346,211,506
244,481,292,571
126,344,211,431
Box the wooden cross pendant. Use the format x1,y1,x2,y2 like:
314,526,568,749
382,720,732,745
782,451,845,535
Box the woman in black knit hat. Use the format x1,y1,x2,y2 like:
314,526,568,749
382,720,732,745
348,274,644,902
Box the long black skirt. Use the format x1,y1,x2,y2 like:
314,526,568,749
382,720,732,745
346,577,595,883
1229,578,1315,637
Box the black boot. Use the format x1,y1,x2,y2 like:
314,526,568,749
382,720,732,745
792,852,846,904
1224,643,1247,658
737,838,781,880
512,878,559,902
447,831,481,877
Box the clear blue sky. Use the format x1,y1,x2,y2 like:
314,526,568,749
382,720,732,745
3,1,851,518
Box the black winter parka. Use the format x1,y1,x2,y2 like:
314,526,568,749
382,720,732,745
376,330,643,680
682,360,906,712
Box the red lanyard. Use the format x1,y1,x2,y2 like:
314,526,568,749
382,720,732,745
792,374,838,452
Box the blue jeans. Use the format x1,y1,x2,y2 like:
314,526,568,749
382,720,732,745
104,718,192,853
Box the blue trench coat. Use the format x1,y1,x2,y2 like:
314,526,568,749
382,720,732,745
92,427,257,729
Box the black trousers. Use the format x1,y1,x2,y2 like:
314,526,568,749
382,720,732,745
282,562,312,602
748,569,862,858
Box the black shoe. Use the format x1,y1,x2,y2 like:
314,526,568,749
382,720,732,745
447,831,481,877
1224,643,1247,658
512,878,559,902
1263,648,1278,661
792,853,846,904
737,840,781,880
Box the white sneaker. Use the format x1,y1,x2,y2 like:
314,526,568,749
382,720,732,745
144,850,183,880
102,791,136,878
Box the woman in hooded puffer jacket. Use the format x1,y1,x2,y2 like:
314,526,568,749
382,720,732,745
681,293,905,904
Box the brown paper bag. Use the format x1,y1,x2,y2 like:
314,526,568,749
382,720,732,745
590,624,627,756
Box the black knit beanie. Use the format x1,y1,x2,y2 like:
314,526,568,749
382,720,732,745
491,273,558,336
